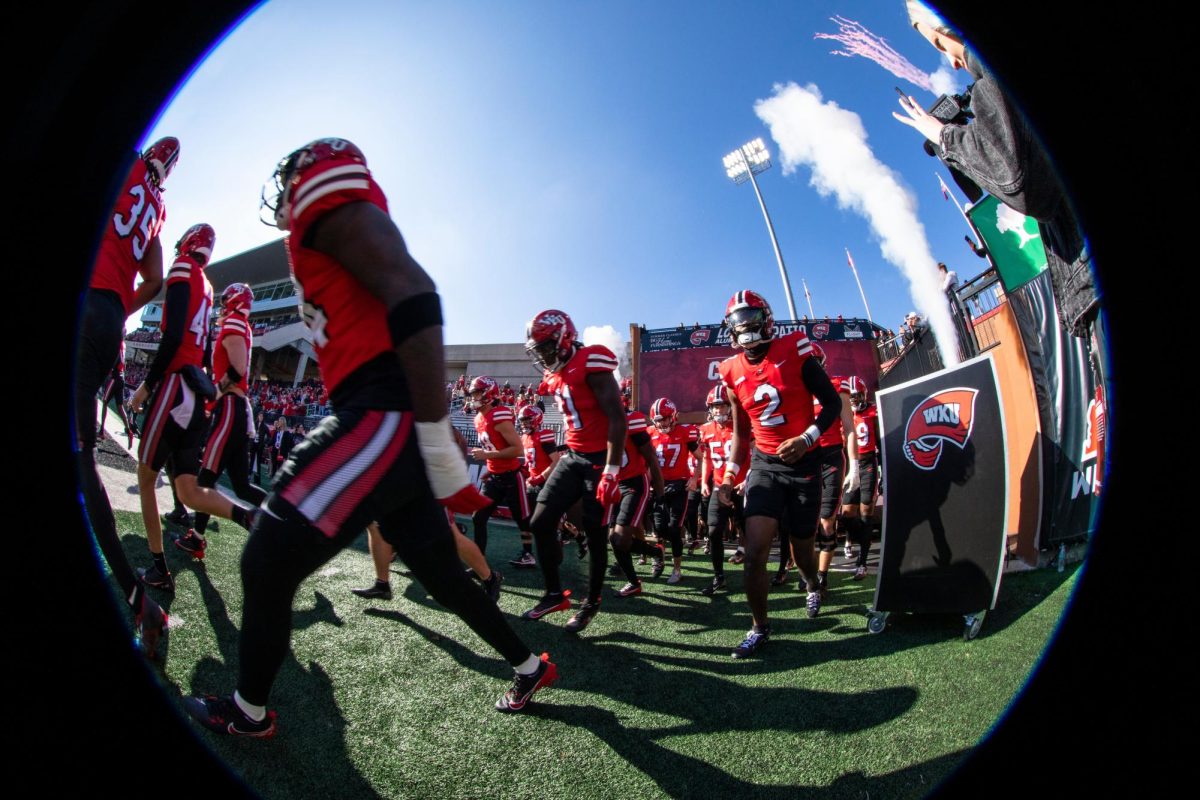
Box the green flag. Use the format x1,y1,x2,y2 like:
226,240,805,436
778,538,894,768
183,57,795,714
966,195,1047,292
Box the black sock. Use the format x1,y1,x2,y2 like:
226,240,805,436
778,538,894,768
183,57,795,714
376,579,391,589
612,545,639,585
152,551,168,575
231,504,252,530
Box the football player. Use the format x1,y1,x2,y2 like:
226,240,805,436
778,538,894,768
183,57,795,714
466,376,532,562
174,282,269,559
795,342,857,596
522,309,628,633
129,224,258,594
716,291,844,658
513,404,560,568
98,339,136,449
77,137,177,657
183,139,556,737
697,384,747,596
607,395,666,598
648,397,699,585
840,377,880,580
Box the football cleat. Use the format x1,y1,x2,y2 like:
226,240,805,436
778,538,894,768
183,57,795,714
607,562,624,577
184,695,277,738
731,627,770,659
700,575,726,596
575,534,588,560
135,594,168,660
164,508,192,527
173,529,206,560
728,550,745,565
853,566,867,581
806,590,822,618
483,570,503,603
844,541,854,561
667,569,682,585
350,581,393,600
616,582,643,597
771,570,788,587
650,544,666,579
495,653,558,713
564,600,601,634
509,552,537,569
138,564,175,594
522,590,571,620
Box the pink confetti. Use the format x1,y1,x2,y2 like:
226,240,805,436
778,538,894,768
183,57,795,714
814,15,933,93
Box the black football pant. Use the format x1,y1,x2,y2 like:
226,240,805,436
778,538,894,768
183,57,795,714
74,290,139,602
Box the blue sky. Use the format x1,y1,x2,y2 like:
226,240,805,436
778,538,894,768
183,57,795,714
140,0,984,345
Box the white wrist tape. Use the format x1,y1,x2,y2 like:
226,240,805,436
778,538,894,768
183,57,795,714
414,417,469,498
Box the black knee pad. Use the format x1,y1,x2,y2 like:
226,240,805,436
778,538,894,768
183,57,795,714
815,526,838,553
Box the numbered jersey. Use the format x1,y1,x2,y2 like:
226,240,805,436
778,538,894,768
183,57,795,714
161,255,213,376
522,428,557,479
717,331,816,456
617,411,650,481
540,344,619,453
815,375,850,448
474,405,520,473
853,403,879,457
91,157,166,315
698,421,748,485
285,152,393,394
213,311,252,394
650,424,699,481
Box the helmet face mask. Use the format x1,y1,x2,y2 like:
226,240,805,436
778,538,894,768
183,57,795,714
705,384,731,425
724,291,775,358
466,376,499,412
261,138,366,231
143,137,180,188
525,310,577,373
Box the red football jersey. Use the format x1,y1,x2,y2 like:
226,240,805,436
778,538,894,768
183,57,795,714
650,423,699,481
213,311,252,394
698,420,749,485
540,344,620,453
474,405,520,473
286,156,393,394
717,331,816,456
616,411,649,481
161,255,213,376
91,157,167,315
853,404,879,457
522,428,557,479
814,375,850,448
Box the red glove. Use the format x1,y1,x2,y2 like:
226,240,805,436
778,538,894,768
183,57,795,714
439,486,492,514
528,471,546,488
596,469,620,507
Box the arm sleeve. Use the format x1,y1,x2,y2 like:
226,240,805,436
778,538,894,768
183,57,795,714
539,441,557,458
144,281,190,389
630,431,651,448
802,358,842,435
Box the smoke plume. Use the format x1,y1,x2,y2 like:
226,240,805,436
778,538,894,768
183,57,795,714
582,325,629,381
814,16,962,96
754,82,960,367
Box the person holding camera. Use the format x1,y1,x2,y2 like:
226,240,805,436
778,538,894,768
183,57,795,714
893,1,1098,338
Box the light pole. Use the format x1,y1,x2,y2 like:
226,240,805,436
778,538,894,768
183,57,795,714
723,137,799,321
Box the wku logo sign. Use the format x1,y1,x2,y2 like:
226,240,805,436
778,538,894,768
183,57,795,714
690,329,712,346
902,388,978,471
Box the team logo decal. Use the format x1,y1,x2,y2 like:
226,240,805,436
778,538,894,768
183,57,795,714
843,322,863,339
690,328,712,346
902,388,979,471
811,323,829,340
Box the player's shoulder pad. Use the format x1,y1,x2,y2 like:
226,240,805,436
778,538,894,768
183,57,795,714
538,429,556,443
785,329,813,358
491,407,514,423
221,314,250,336
627,410,647,429
580,344,619,373
291,157,383,236
166,256,198,285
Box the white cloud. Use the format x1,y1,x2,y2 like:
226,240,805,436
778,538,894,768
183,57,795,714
928,65,962,97
754,82,960,366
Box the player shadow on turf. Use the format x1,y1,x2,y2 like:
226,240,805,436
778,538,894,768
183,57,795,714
183,560,383,800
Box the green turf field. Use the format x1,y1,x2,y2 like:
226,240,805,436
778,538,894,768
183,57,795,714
111,510,1075,799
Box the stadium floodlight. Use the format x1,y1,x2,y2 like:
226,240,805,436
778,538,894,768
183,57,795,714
723,138,799,321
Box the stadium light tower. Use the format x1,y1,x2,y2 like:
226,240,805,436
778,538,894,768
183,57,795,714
723,137,799,321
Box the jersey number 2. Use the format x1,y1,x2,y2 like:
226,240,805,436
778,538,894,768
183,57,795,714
753,383,787,427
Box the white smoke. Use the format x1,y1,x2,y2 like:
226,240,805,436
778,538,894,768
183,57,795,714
582,325,629,381
929,65,961,97
754,82,960,367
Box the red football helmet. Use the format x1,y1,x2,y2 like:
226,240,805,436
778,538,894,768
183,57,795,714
809,342,827,367
262,137,368,231
220,283,254,316
724,290,775,353
650,397,678,432
525,310,578,373
706,384,732,424
466,376,500,411
848,375,869,412
175,223,215,263
516,404,544,435
143,137,180,188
